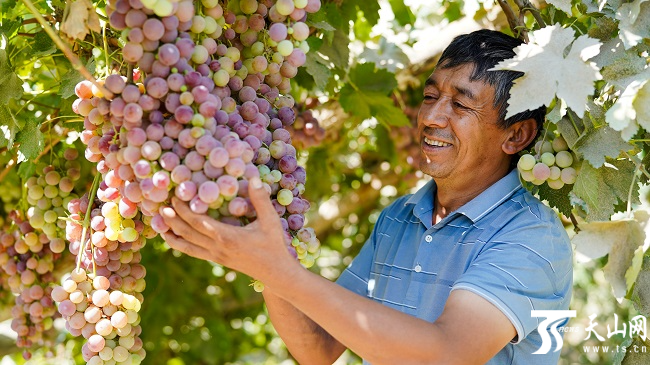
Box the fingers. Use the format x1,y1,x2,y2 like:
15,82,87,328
247,177,280,228
160,205,212,248
170,197,231,239
161,232,211,261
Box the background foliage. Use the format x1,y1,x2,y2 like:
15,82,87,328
0,0,649,364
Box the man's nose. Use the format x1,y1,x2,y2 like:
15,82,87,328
417,98,452,128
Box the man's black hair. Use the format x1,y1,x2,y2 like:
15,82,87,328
436,29,545,132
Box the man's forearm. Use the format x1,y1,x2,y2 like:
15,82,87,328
262,267,450,365
263,290,346,364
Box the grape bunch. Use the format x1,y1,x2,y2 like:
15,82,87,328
60,0,325,361
58,189,148,364
0,213,61,359
517,134,578,189
25,149,81,242
51,268,145,365
286,103,326,149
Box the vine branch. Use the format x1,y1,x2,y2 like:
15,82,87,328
20,0,113,99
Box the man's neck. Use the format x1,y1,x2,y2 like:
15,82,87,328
432,168,511,225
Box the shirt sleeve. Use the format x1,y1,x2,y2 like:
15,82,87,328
450,215,573,344
335,209,388,297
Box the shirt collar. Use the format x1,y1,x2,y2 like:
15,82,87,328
405,169,522,226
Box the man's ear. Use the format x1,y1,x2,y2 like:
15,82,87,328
502,119,538,155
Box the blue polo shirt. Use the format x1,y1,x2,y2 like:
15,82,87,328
336,169,573,364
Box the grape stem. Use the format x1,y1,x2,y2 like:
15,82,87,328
626,161,640,218
20,0,113,99
76,173,101,271
624,151,650,181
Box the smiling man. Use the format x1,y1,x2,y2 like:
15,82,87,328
161,29,573,364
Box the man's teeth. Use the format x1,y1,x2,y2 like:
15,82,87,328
424,138,451,147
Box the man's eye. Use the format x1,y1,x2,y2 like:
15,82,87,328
454,101,468,109
424,95,438,100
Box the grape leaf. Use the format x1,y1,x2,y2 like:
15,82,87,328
303,52,331,91
0,105,18,148
359,37,411,73
546,0,573,14
308,20,335,32
0,49,23,104
631,255,650,317
343,0,380,26
616,0,650,49
29,31,56,57
58,59,95,99
587,16,619,41
60,0,100,40
572,210,648,298
15,118,43,162
626,244,646,298
537,182,573,217
319,29,350,71
572,122,633,168
620,336,650,364
600,46,648,90
305,147,332,200
339,84,409,127
606,77,650,140
17,160,38,181
490,24,602,119
348,63,397,95
573,159,637,221
388,0,416,26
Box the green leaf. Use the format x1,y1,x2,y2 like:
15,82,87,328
305,147,332,200
389,0,416,26
631,253,650,317
58,59,95,99
573,159,637,220
620,336,650,364
0,49,23,104
0,104,18,148
339,84,409,127
0,18,20,38
348,63,397,94
358,37,411,73
572,211,648,299
600,45,648,90
374,124,397,164
308,20,335,32
546,99,565,124
626,244,646,297
15,118,44,162
17,160,38,181
29,31,57,57
572,123,633,168
616,0,650,49
537,182,573,217
342,0,380,26
339,84,371,120
319,29,349,70
303,52,331,92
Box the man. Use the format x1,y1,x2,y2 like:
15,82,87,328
160,29,573,364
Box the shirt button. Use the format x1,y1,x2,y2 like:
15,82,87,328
414,265,422,273
425,235,433,243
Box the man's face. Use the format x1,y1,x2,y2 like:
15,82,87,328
417,63,511,182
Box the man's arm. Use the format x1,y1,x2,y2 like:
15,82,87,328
160,177,517,364
262,290,346,364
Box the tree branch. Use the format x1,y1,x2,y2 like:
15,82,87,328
496,0,528,41
21,0,112,99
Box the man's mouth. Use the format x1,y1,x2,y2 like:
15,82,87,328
423,137,452,147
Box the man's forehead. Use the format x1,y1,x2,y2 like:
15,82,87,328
425,64,494,101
